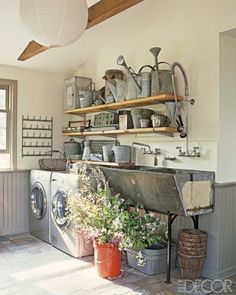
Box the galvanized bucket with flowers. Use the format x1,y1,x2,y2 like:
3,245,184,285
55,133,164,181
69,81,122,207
118,204,173,275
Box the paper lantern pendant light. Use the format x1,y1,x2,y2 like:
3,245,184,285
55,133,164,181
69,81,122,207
19,0,88,47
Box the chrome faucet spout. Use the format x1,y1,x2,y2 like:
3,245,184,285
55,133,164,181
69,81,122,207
132,142,152,154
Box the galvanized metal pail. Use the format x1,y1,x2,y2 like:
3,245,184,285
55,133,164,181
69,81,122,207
112,145,132,162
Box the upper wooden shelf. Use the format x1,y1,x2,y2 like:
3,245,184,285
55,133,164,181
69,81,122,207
64,93,184,115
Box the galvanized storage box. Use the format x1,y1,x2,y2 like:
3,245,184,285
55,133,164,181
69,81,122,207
64,76,92,110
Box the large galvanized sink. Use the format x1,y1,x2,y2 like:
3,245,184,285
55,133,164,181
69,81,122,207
100,166,215,217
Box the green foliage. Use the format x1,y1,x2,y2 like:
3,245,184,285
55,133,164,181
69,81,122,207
67,164,124,244
67,164,167,249
118,205,168,252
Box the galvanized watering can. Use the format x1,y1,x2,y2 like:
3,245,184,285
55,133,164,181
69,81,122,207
149,47,173,95
117,56,153,100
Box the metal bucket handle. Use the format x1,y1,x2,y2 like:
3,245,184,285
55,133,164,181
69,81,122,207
152,61,172,71
138,65,154,74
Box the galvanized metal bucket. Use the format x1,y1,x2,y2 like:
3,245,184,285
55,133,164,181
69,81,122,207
102,145,113,162
79,82,95,108
112,145,132,162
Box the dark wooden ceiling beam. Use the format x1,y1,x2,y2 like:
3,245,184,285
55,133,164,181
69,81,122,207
86,0,144,29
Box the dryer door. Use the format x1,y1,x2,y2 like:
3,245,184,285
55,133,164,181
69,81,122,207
52,189,70,230
30,182,47,220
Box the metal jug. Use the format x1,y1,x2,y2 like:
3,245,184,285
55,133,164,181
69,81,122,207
82,140,93,160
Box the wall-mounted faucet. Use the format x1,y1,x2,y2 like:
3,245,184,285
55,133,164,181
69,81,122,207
132,142,161,166
154,148,161,166
176,146,201,158
132,142,153,154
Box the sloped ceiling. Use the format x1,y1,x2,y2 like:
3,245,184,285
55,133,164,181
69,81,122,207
0,0,145,74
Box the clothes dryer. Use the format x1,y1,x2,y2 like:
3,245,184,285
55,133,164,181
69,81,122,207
50,172,93,258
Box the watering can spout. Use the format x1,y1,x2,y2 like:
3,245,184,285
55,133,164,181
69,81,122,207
117,55,126,67
117,55,141,92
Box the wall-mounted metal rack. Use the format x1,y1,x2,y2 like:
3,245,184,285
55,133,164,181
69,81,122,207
22,115,53,157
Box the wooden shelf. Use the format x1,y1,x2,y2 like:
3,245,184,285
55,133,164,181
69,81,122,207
62,127,177,137
72,160,135,168
64,93,184,115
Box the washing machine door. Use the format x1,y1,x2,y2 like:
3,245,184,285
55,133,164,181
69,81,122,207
30,182,47,220
52,189,70,230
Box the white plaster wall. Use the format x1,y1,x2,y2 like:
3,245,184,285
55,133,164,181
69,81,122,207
218,33,236,182
0,65,66,170
74,0,236,177
76,0,226,141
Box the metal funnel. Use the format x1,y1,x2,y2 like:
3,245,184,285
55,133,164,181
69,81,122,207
149,47,161,59
149,47,161,91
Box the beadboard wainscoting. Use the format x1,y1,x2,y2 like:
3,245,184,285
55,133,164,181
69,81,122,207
0,170,30,236
156,182,236,280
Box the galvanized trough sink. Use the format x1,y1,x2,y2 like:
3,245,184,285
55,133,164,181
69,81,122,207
100,166,215,217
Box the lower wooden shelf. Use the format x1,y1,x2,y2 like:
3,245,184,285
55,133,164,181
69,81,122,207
72,160,134,168
62,127,177,137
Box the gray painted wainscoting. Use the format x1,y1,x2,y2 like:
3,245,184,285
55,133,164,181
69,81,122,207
0,170,30,236
156,183,236,280
0,171,235,280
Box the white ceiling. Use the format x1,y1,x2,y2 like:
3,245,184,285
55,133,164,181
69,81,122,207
0,0,143,74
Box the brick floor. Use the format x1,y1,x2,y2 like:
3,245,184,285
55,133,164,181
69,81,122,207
0,233,234,295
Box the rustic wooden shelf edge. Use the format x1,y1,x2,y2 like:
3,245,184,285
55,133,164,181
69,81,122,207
62,127,177,137
64,93,184,115
71,160,135,168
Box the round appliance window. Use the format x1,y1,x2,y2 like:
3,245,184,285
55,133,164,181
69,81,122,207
52,189,70,229
30,182,47,220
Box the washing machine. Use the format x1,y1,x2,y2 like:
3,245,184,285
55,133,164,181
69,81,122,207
29,170,52,243
50,171,93,258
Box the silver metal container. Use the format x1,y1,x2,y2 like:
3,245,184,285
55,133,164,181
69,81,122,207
112,145,132,163
64,139,82,159
151,69,173,95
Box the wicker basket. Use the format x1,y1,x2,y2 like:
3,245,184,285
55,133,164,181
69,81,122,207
39,151,66,171
178,253,206,280
178,229,208,279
